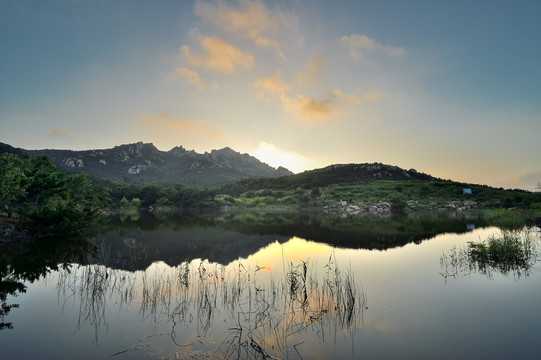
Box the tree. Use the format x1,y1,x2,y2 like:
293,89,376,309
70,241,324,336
0,154,28,216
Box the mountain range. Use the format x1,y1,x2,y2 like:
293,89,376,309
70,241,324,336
0,141,292,188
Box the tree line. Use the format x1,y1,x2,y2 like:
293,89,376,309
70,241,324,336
0,153,216,241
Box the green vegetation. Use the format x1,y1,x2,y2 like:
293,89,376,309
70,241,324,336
468,232,534,267
1,153,100,241
440,229,539,279
2,151,539,245
10,141,291,188
217,174,541,216
0,153,220,243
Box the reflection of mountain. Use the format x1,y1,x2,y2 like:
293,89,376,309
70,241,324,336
91,211,488,271
95,227,289,271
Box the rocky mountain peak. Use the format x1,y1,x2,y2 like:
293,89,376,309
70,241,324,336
4,141,292,188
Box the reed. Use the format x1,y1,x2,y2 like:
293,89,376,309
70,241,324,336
56,253,367,359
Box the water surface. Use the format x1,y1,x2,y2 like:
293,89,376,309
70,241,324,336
1,211,539,359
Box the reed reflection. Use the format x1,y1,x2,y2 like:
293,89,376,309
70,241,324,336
56,237,367,359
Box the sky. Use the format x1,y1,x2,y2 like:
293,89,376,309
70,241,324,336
1,0,540,190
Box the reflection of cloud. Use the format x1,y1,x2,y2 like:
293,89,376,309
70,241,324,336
171,67,218,91
182,36,254,73
194,0,296,60
340,34,406,61
48,128,71,137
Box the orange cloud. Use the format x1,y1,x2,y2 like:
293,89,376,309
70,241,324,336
280,93,337,125
48,128,71,137
194,0,296,60
339,34,406,61
182,36,254,73
171,67,218,91
254,67,363,125
253,71,290,96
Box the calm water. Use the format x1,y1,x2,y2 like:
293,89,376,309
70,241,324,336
1,211,540,359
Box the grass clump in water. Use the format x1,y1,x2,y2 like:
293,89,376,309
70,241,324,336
440,228,539,279
467,231,536,274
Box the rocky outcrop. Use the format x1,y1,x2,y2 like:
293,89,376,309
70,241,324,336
127,165,147,174
63,158,84,168
322,200,392,215
22,141,293,188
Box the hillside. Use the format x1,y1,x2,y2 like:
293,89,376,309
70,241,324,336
219,163,437,194
0,141,292,188
217,163,541,215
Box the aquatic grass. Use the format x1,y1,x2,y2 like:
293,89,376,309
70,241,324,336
55,253,366,359
440,228,539,279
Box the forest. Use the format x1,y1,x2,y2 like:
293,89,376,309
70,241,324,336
1,153,541,243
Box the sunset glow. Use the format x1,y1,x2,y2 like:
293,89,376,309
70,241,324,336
1,0,540,189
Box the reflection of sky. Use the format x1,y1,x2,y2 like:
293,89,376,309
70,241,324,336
243,236,336,272
2,227,540,359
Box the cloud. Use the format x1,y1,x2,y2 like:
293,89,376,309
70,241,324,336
194,0,297,60
295,55,326,87
48,128,71,137
339,34,406,61
362,89,384,100
279,88,365,125
182,36,254,73
253,65,364,125
253,71,290,96
280,94,337,125
171,67,218,91
329,89,362,104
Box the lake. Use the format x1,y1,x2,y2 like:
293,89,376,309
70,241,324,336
1,210,540,359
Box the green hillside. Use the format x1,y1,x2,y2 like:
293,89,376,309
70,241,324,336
217,163,541,217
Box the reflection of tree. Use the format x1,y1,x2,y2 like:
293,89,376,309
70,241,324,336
0,237,97,330
0,276,25,330
92,210,488,271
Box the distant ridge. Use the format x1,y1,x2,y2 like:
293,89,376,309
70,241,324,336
0,141,292,188
219,163,439,193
